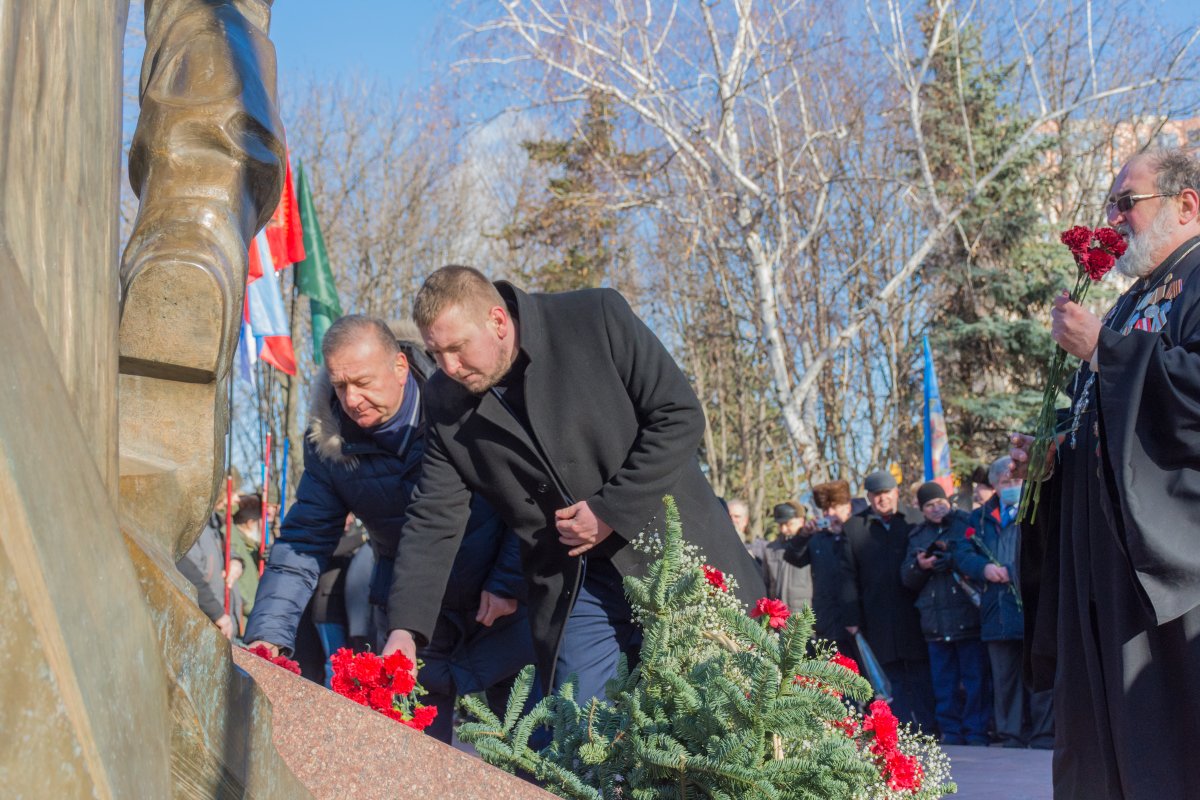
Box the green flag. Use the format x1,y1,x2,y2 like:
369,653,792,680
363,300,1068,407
294,161,342,364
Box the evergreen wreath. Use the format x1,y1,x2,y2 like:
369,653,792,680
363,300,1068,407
458,497,955,799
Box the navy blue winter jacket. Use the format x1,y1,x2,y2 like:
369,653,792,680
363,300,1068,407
953,497,1025,642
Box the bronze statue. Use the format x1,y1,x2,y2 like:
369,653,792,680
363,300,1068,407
0,4,555,796
0,0,302,794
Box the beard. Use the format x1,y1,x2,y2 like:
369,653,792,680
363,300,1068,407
457,357,515,395
462,367,507,395
1116,202,1178,278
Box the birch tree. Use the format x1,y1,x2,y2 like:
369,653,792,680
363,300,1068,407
461,0,1199,483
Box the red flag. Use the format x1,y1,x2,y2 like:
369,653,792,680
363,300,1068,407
258,335,297,375
248,157,306,281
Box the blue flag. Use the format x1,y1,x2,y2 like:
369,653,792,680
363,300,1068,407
923,335,952,482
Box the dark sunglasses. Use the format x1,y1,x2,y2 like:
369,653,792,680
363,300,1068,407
1106,192,1177,217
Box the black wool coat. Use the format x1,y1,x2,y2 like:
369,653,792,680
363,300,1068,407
783,530,857,641
842,504,928,664
388,283,766,686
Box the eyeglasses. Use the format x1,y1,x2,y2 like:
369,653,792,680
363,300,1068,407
1106,192,1177,218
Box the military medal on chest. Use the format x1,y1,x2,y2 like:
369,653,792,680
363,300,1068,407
1122,275,1183,334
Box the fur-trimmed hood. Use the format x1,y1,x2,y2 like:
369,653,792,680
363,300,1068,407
307,319,428,467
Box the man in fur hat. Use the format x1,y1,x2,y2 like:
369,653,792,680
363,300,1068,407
243,314,534,743
784,480,859,656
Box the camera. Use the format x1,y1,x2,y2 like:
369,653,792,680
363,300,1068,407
921,540,948,559
816,516,833,531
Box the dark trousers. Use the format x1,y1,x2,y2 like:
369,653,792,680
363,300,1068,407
988,639,1053,747
883,657,938,735
928,638,989,744
554,558,642,706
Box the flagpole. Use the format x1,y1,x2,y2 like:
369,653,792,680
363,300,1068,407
259,432,271,576
922,335,934,482
223,371,235,618
279,437,290,519
283,262,301,520
224,476,234,617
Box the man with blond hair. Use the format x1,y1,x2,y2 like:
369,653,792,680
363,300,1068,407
383,266,765,704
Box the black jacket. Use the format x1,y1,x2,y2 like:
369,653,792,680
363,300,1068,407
388,284,766,686
783,530,856,641
901,511,981,642
843,504,928,663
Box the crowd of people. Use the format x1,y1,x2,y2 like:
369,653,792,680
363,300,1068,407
168,147,1200,798
737,463,1050,749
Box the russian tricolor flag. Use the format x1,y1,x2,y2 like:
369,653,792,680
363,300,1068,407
238,158,305,378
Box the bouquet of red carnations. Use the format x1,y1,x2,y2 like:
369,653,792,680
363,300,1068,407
247,643,302,675
1019,225,1125,522
330,648,438,731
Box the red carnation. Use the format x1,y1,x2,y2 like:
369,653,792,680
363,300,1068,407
247,644,301,675
407,704,439,731
1060,225,1093,255
831,652,860,674
390,668,417,697
341,685,369,706
863,699,899,751
702,564,728,592
383,650,414,677
350,652,385,687
884,750,924,792
1094,226,1127,255
368,687,396,712
964,526,975,539
331,672,358,697
1084,248,1115,281
750,597,790,629
330,647,356,674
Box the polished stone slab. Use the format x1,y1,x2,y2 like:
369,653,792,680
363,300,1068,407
233,648,556,800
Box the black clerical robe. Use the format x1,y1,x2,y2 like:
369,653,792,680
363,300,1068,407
1024,236,1200,799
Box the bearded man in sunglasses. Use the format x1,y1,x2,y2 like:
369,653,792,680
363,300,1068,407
1011,147,1200,798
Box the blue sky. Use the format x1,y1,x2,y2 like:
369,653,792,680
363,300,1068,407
270,1,449,91
268,1,1199,90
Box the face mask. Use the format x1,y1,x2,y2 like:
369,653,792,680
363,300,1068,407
998,486,1022,507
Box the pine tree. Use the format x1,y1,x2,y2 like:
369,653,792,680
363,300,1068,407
915,11,1082,476
502,92,649,293
457,498,955,799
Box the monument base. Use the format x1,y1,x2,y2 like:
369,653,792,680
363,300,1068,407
233,648,556,799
